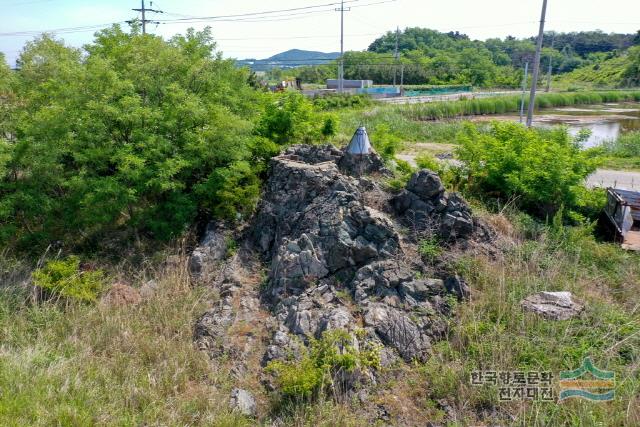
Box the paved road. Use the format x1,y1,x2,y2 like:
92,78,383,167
587,169,640,190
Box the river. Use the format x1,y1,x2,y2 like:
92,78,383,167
473,102,640,148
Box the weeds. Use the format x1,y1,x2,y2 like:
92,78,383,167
31,256,105,303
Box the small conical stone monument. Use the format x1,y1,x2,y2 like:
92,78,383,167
338,126,387,177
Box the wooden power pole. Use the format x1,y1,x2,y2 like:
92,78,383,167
526,0,548,127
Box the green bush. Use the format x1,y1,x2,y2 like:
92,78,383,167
0,27,341,253
418,237,442,262
0,27,279,251
32,256,105,302
415,153,440,171
384,158,415,192
369,124,402,161
257,91,332,145
456,121,599,217
602,131,640,158
267,329,380,400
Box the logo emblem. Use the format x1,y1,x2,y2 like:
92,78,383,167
559,357,615,402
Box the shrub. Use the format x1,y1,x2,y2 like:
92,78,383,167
415,153,440,171
267,329,381,400
257,91,330,145
312,93,373,111
419,237,442,262
0,28,276,252
385,158,415,192
456,121,599,217
369,124,402,161
32,256,105,302
602,131,640,158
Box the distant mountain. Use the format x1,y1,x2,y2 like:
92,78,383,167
237,49,340,71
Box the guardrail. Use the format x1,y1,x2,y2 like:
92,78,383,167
379,90,521,104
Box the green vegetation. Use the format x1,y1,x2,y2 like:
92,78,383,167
0,256,256,426
418,237,442,262
0,27,332,254
593,131,640,170
400,91,640,121
32,256,105,303
456,122,599,218
419,212,640,426
267,329,381,400
602,130,640,157
556,45,640,89
312,93,374,111
290,28,640,89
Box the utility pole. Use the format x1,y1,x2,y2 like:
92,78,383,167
545,33,555,92
131,0,163,35
393,26,399,87
336,0,350,93
526,0,548,127
519,62,529,123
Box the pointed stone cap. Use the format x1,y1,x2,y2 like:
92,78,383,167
345,126,372,155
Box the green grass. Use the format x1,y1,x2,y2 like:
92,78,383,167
331,91,640,147
0,257,249,426
554,55,632,89
415,211,640,426
599,157,640,171
398,90,640,121
335,106,465,144
592,131,640,171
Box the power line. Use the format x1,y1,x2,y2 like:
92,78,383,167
0,22,122,37
214,32,380,41
154,0,363,23
129,0,163,35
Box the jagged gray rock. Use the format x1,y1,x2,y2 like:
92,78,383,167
252,146,462,367
407,169,445,199
392,170,475,240
195,144,485,400
189,222,229,281
229,388,257,417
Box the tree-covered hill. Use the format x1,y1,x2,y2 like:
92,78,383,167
288,28,640,88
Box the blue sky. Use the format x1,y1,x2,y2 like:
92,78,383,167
1,0,639,66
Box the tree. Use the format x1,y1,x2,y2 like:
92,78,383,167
622,46,640,86
0,26,272,251
456,122,598,217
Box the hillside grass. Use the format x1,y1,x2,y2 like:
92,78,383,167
554,55,631,90
0,253,245,426
1,210,638,426
422,211,640,425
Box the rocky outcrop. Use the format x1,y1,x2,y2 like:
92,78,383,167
521,291,585,320
251,145,473,366
338,151,389,177
189,222,231,282
193,144,487,413
392,169,475,240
